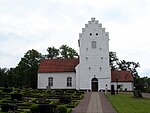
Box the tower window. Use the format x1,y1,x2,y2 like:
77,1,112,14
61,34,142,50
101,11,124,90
91,41,97,49
89,33,92,36
96,33,98,36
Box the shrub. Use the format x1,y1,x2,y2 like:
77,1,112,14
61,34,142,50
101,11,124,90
38,104,56,113
67,108,72,113
2,88,13,93
56,105,67,113
60,96,71,104
11,94,23,101
1,104,17,112
30,104,38,113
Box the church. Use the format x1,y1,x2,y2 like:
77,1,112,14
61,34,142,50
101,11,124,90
37,18,134,92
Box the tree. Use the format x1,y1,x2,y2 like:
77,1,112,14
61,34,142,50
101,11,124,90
15,49,42,88
117,60,140,76
59,45,79,59
109,51,119,70
46,46,59,59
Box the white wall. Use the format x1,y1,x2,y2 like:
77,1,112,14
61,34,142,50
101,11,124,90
38,72,76,89
77,18,111,90
111,82,134,91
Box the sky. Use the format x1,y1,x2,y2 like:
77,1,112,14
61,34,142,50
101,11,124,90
0,0,150,77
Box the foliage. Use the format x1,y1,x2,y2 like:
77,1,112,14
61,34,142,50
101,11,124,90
117,60,140,76
30,104,39,113
56,105,67,113
14,49,42,88
107,93,150,113
59,45,79,59
109,51,119,70
46,46,59,59
0,68,13,87
135,76,150,92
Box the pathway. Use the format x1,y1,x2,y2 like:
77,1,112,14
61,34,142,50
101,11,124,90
72,92,117,113
87,92,103,113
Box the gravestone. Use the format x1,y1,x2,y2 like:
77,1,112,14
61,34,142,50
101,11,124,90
111,85,115,95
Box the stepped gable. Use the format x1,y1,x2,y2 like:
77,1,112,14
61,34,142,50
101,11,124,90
38,59,79,73
111,70,133,82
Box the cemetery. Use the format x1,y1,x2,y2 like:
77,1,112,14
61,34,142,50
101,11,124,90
0,87,84,113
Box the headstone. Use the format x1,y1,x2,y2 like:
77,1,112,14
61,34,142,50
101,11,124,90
111,85,115,95
46,86,51,91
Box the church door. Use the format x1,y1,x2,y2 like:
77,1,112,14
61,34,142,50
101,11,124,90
91,78,98,92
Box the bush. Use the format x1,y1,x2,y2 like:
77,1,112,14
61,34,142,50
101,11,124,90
67,108,72,113
1,104,17,112
11,94,23,101
56,105,67,113
2,88,13,93
30,104,38,113
38,104,56,113
60,96,71,104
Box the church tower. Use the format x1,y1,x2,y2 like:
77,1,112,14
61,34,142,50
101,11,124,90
76,18,111,91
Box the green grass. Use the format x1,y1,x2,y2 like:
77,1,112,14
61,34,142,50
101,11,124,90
107,93,150,113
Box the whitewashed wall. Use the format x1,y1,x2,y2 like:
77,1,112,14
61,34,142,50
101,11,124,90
38,72,76,89
76,18,111,90
111,82,134,91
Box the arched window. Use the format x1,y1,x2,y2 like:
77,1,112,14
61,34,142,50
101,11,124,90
91,41,97,49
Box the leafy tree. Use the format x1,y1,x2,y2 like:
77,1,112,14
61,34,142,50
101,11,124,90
109,51,119,70
59,45,79,59
117,60,140,90
46,46,59,59
117,60,140,76
0,68,8,87
15,49,42,88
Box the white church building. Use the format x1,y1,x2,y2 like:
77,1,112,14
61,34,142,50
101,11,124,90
38,18,134,91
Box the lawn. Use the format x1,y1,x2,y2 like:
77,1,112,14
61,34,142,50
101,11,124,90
107,93,150,113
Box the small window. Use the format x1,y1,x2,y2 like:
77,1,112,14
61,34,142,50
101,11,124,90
89,33,92,36
85,57,88,61
67,77,72,87
96,33,98,36
48,77,53,86
91,41,97,49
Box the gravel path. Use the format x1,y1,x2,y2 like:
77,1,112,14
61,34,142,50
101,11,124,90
72,92,117,113
71,92,91,113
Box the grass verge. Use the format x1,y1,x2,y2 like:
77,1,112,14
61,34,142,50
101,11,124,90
107,93,150,113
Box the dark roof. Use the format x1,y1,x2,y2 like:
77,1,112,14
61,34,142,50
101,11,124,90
38,59,79,73
111,70,133,82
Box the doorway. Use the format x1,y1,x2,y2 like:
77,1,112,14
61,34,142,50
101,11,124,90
91,78,98,92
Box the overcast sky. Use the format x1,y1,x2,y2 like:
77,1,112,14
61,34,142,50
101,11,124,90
0,0,150,77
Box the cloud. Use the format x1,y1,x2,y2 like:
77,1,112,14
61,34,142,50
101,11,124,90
0,0,150,77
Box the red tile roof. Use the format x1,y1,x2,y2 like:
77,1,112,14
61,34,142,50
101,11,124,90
38,59,79,73
38,59,133,82
111,70,133,82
